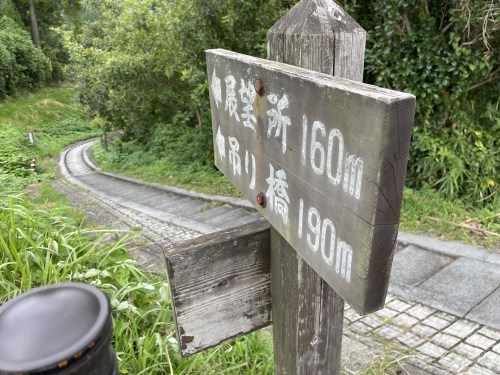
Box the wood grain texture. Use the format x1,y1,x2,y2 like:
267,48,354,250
164,220,271,356
267,0,366,80
268,2,363,375
271,228,344,375
206,48,415,313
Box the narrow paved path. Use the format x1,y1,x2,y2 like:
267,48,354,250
56,140,262,272
62,141,262,234
57,139,500,375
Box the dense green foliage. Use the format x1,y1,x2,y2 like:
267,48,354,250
0,0,80,95
0,87,99,191
339,0,499,205
0,16,51,100
12,0,84,78
65,0,295,202
68,0,294,141
68,0,498,207
0,0,22,24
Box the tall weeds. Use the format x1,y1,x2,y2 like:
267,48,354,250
0,194,274,374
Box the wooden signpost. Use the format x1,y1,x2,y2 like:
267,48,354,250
165,1,415,373
207,48,415,314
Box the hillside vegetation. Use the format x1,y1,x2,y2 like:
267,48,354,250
0,86,98,191
0,0,81,97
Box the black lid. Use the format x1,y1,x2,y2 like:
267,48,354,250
0,283,110,373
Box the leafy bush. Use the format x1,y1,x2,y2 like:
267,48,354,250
0,16,51,99
67,0,294,143
0,0,22,25
337,0,499,205
6,0,77,82
0,42,15,101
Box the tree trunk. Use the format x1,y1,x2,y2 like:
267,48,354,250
29,0,41,48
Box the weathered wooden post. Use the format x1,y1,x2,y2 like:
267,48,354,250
165,1,416,373
267,1,365,373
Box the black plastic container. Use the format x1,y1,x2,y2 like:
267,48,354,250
0,283,118,374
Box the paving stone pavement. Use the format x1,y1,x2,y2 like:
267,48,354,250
57,143,500,374
344,294,500,374
341,234,500,374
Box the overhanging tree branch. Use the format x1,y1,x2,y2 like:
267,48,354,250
467,67,500,92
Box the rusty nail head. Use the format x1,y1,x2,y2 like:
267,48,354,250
256,192,267,208
254,79,265,96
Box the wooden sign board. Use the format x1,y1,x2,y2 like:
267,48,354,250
164,220,271,356
207,49,415,314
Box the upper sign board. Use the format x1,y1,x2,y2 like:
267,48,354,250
207,49,415,314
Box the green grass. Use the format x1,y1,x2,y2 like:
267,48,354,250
92,140,243,198
340,332,414,375
400,187,499,248
0,85,100,192
342,352,410,375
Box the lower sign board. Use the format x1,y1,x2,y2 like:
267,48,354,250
207,49,416,314
164,220,271,356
